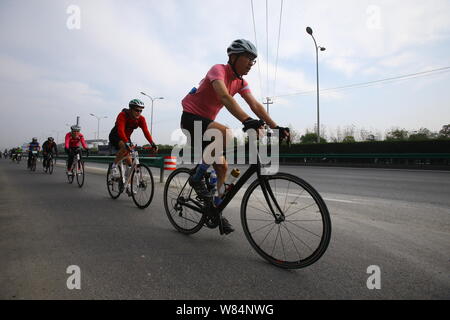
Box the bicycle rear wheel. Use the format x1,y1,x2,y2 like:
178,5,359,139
130,164,154,209
241,173,331,269
106,163,123,199
76,160,85,188
163,168,206,234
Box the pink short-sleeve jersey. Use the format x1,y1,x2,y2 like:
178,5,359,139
182,64,251,121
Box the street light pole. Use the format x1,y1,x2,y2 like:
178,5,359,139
140,92,164,135
90,113,107,140
306,27,326,143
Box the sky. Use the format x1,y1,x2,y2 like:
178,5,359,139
1,0,450,148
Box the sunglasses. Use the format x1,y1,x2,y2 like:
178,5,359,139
132,108,144,113
242,54,257,65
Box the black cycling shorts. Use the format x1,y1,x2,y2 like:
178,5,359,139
109,127,133,151
180,111,215,156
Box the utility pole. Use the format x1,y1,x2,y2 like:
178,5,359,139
263,97,273,114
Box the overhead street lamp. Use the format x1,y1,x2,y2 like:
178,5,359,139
140,92,164,136
306,26,326,143
90,113,108,140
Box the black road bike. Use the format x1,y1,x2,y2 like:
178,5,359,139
43,153,55,174
164,131,331,269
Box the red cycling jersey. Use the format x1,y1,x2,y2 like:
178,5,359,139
65,132,88,149
114,109,154,144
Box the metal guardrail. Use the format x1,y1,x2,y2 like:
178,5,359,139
278,153,450,159
52,153,449,178
56,155,171,183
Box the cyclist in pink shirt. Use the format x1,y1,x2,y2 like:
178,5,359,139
65,125,89,175
181,39,290,234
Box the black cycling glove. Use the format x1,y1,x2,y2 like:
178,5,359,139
275,126,290,140
242,117,265,132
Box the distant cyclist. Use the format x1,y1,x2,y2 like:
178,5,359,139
180,39,290,234
42,137,58,169
65,125,88,176
15,146,23,161
27,138,41,168
108,99,158,178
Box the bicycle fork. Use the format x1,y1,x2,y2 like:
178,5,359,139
259,177,286,224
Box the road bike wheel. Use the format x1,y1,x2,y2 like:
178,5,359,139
76,160,85,188
67,161,74,184
49,159,54,174
241,172,331,269
163,168,206,234
130,164,154,209
31,157,36,171
106,163,123,199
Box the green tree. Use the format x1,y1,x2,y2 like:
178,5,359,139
300,133,327,144
439,124,450,139
408,128,437,141
342,136,356,143
385,128,409,141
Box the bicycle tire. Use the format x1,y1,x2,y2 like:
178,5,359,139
31,157,36,171
67,161,74,184
76,160,85,188
241,172,331,269
49,159,54,174
106,163,122,199
163,168,206,234
130,164,154,209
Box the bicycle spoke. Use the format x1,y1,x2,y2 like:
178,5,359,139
283,181,291,212
285,202,318,218
278,226,288,262
281,222,314,253
285,220,322,238
258,223,277,249
284,188,306,216
280,223,304,260
271,225,281,257
250,220,276,235
247,204,273,218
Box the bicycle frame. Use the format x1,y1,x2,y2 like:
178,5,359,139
179,148,286,224
116,149,140,186
70,149,82,173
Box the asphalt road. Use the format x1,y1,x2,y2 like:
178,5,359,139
0,159,449,299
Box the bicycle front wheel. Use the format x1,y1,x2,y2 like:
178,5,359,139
163,168,206,234
49,159,54,174
130,164,154,209
31,157,36,171
76,160,85,188
241,173,331,269
106,163,123,199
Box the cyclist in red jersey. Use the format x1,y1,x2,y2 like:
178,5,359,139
108,99,158,177
65,125,89,175
181,39,290,234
